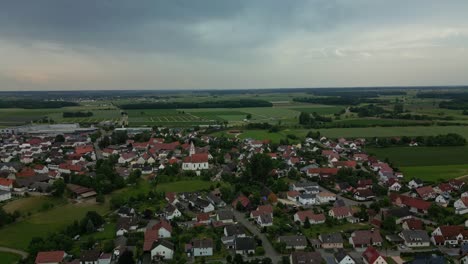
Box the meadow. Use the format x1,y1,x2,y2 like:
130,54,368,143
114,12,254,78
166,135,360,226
0,252,21,264
400,165,468,182
0,201,109,250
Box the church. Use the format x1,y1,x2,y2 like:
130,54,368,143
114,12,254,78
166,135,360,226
182,142,209,172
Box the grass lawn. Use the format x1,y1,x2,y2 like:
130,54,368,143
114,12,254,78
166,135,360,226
2,196,67,215
400,164,468,182
156,180,216,193
0,252,21,264
302,223,370,238
366,146,468,166
0,202,110,250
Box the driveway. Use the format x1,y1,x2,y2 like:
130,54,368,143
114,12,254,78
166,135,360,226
229,207,283,264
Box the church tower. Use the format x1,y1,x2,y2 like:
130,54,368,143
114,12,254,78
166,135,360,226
189,141,196,156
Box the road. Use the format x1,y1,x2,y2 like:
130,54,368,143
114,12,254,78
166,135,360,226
0,246,28,260
230,207,283,264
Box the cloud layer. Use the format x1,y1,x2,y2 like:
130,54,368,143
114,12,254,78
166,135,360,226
0,0,467,90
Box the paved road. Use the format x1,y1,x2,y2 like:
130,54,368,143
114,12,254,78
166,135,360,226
229,207,283,264
0,246,28,259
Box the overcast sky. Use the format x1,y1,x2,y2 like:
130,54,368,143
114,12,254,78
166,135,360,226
0,0,468,91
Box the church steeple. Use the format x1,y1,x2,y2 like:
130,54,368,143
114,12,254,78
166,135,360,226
189,141,196,156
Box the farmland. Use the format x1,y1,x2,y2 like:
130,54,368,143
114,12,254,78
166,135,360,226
0,201,109,250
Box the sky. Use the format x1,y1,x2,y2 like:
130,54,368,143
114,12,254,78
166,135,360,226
0,0,468,91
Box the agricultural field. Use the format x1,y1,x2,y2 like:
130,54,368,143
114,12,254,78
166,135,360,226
0,201,109,250
316,126,468,139
365,146,468,167
400,164,468,182
366,146,468,182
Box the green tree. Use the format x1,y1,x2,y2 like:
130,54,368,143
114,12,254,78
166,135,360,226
51,179,66,197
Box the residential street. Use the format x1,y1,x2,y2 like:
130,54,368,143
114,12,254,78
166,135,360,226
229,207,283,264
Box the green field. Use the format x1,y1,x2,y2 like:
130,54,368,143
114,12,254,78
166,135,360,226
3,196,67,215
156,180,216,192
366,146,468,167
400,164,468,182
317,126,468,139
0,202,109,250
0,252,21,264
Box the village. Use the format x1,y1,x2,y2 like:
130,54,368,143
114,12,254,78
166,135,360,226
1,124,468,264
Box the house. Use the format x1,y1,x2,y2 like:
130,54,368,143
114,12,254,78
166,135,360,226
278,235,308,250
335,249,356,264
0,190,12,202
319,233,344,248
256,213,273,227
216,210,234,224
354,189,376,201
150,220,173,238
35,251,66,264
116,217,138,236
454,197,468,215
232,195,250,210
289,252,323,264
291,181,320,194
449,179,465,190
165,204,182,220
357,179,373,190
196,212,211,224
388,180,402,192
408,179,424,189
399,230,430,248
250,205,273,218
329,206,353,220
390,193,431,214
182,143,209,171
0,178,14,191
234,237,256,255
402,218,423,230
306,168,339,178
435,194,450,207
431,225,468,246
117,206,136,218
415,186,436,200
317,191,336,204
151,240,174,260
287,190,300,202
298,193,316,205
349,230,383,248
190,198,215,213
165,192,179,205
80,250,101,264
191,238,213,257
362,247,387,264
224,224,247,238
293,210,325,225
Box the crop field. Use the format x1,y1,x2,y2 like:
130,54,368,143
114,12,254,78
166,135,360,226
288,106,344,115
0,201,109,250
316,126,468,139
366,146,468,167
400,165,468,182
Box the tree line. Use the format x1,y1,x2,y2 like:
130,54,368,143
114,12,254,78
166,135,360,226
62,111,93,118
119,99,272,109
0,100,78,109
367,133,466,147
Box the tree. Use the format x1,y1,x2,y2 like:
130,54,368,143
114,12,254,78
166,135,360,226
55,134,65,142
118,251,135,264
51,179,66,197
86,219,95,233
245,153,273,183
382,216,396,231
246,114,252,119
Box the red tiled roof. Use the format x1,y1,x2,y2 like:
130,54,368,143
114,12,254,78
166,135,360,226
287,190,300,198
75,145,94,155
151,220,173,233
307,167,339,175
0,178,14,187
183,153,209,163
363,247,382,264
232,195,250,208
416,186,435,198
17,167,35,178
35,251,65,264
403,218,423,230
197,213,210,222
295,210,325,222
331,206,352,217
143,229,159,251
334,160,357,168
